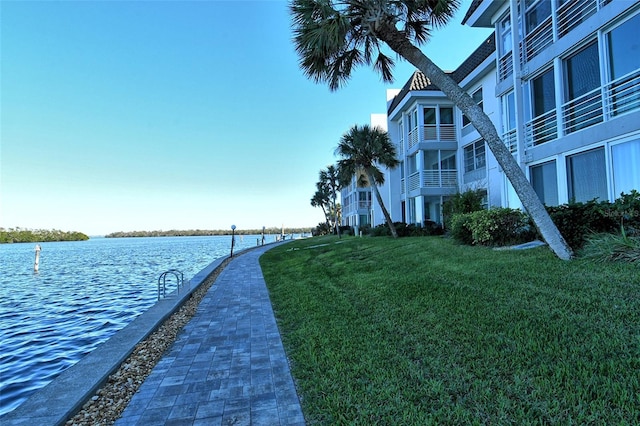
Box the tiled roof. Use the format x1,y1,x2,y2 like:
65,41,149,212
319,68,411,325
461,0,483,25
450,33,495,82
387,33,495,115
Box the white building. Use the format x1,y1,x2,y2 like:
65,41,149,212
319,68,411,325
369,0,640,228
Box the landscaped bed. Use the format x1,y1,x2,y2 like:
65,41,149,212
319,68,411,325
261,235,640,424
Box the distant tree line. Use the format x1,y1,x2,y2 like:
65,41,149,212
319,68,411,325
0,227,89,244
105,227,313,238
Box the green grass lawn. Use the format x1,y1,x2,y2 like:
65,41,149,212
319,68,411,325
260,235,640,425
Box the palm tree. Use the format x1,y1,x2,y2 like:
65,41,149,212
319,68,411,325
336,124,399,238
311,185,332,231
318,165,342,236
290,0,573,260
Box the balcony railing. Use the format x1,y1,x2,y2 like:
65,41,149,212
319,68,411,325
423,124,456,141
502,129,518,154
357,201,372,210
423,170,457,187
498,51,513,82
557,0,597,37
523,69,639,149
521,16,553,65
524,109,557,149
562,87,603,135
408,128,419,148
606,69,640,118
517,0,611,66
408,172,420,191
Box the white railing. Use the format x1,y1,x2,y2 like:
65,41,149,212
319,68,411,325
605,69,640,118
401,178,406,195
357,201,371,209
439,125,456,141
408,172,420,191
562,87,603,135
502,129,518,154
423,125,437,141
398,137,404,154
423,170,457,187
521,16,553,65
498,51,513,82
408,128,419,148
524,109,557,149
556,0,597,37
523,69,640,149
422,124,456,141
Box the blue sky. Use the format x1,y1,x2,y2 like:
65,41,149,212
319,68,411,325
1,0,491,236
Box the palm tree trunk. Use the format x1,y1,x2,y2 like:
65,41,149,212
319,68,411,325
367,169,398,238
378,23,573,260
333,194,341,238
321,205,331,232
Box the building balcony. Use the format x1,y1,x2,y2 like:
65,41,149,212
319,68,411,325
524,69,640,149
407,125,457,149
518,0,611,66
498,51,513,82
407,170,457,192
502,129,518,154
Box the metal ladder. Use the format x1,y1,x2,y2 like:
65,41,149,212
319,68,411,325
157,269,185,300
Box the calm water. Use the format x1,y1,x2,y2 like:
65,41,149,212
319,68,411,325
0,234,271,416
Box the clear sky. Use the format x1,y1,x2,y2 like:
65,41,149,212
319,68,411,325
1,0,492,236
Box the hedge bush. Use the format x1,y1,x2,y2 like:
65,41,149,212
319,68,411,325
443,189,485,229
451,208,536,247
368,221,444,237
545,200,617,250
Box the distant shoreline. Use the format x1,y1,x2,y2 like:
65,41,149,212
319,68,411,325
105,228,312,238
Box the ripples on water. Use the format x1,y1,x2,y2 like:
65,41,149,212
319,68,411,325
0,235,267,416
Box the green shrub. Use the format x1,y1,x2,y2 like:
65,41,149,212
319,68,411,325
449,213,474,245
370,223,393,237
369,221,444,237
443,189,485,229
470,208,536,246
450,209,536,247
580,228,640,263
356,224,371,236
422,220,445,236
545,200,617,250
606,190,640,236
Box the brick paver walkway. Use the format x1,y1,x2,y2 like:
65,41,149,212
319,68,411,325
115,244,305,425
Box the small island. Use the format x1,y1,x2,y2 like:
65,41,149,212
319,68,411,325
105,227,312,238
0,228,89,244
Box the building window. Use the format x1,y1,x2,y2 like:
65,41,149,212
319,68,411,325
606,12,640,117
531,161,558,206
533,69,555,117
564,41,602,133
611,139,640,196
528,68,557,145
499,13,512,56
567,147,607,203
462,88,483,127
440,107,454,125
501,91,517,153
423,107,436,139
463,140,486,173
408,153,418,174
525,0,551,33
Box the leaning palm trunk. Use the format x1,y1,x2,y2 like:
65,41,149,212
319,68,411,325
321,205,331,232
377,22,573,260
366,169,398,238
